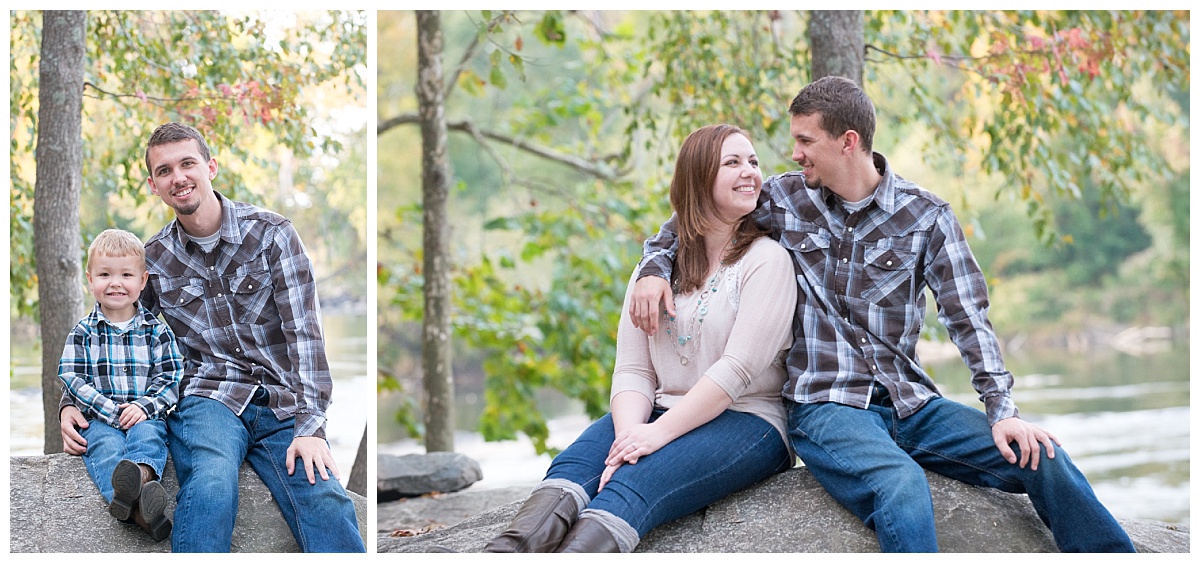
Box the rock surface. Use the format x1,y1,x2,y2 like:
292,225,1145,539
378,467,1189,553
9,454,368,553
378,451,482,501
379,485,532,535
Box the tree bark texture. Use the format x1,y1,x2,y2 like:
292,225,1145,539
808,11,864,85
33,10,88,454
417,10,455,453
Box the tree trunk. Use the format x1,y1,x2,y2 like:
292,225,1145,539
417,10,455,453
34,10,88,454
347,423,368,495
808,10,864,85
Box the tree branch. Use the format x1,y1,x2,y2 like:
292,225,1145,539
83,81,238,104
446,12,508,98
378,113,626,180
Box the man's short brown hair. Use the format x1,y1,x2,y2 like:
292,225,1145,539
145,122,212,175
788,76,876,154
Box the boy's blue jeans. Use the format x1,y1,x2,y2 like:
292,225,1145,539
787,395,1136,552
81,418,169,503
545,408,792,537
166,395,365,553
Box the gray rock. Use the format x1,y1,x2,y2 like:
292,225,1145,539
9,454,367,553
378,467,1189,553
378,452,482,499
378,485,532,535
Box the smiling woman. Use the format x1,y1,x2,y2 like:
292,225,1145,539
438,125,798,554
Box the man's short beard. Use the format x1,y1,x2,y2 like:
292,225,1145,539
174,201,201,216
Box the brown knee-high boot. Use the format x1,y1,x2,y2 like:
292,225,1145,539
483,486,581,552
554,516,621,553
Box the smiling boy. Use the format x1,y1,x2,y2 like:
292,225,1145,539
57,228,183,542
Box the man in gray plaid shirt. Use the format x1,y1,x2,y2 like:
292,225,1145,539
628,77,1133,552
59,122,364,553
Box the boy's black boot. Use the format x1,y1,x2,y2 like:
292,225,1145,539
134,480,173,542
109,460,143,521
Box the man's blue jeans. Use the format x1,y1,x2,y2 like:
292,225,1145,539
545,408,792,537
81,418,168,503
167,395,365,553
787,396,1136,552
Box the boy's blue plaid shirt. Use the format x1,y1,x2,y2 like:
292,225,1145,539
57,302,184,428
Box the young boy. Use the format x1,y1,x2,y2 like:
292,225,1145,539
56,228,183,542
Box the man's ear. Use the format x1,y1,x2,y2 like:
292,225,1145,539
842,129,861,154
147,176,158,195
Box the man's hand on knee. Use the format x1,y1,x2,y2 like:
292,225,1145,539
287,435,340,485
992,417,1061,470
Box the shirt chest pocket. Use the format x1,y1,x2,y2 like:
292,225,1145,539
153,278,205,345
159,279,205,322
780,229,830,278
861,244,918,308
229,269,274,325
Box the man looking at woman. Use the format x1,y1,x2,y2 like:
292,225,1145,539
630,77,1134,553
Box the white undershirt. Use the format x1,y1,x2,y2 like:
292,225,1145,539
842,193,874,214
108,316,136,331
188,231,221,253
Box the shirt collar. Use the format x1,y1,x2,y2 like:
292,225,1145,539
870,152,898,215
166,191,242,249
817,151,896,216
87,301,157,329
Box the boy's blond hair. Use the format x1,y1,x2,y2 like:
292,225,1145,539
87,229,146,272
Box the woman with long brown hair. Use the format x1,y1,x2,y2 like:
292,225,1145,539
476,124,798,553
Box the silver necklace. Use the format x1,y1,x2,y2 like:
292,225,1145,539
665,265,727,365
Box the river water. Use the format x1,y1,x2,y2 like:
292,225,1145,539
6,311,369,487
380,341,1191,527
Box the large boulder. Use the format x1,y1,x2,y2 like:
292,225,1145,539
378,467,1188,553
9,454,367,553
378,451,482,501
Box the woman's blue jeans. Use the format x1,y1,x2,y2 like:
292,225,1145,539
787,396,1136,552
166,395,365,553
81,418,168,503
545,408,792,537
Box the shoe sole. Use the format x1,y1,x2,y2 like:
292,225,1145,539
139,481,173,542
109,460,142,521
